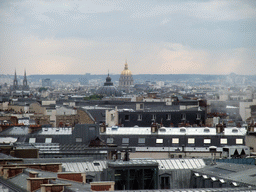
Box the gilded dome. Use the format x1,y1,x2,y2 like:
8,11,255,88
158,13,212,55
121,63,132,76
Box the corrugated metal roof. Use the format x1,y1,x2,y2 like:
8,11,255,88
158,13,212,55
193,162,256,187
62,158,205,173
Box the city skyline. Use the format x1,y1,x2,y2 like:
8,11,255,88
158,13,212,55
1,0,256,75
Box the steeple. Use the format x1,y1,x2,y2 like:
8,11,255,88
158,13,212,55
13,69,18,90
22,69,29,90
23,70,27,86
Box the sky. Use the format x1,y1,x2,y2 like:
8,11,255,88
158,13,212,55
0,0,256,75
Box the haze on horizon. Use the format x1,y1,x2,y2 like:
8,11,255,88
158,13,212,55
0,0,256,76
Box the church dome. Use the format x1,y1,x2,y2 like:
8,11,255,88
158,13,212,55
97,73,122,97
121,63,132,76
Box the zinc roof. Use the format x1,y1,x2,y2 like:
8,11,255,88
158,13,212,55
62,158,205,173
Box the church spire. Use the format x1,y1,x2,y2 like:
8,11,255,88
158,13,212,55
23,69,27,86
14,69,17,81
13,69,18,90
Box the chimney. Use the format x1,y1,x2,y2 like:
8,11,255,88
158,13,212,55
151,123,158,133
216,124,224,134
91,181,115,191
100,123,107,133
57,172,86,183
28,125,42,134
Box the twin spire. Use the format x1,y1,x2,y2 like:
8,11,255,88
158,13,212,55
13,69,29,90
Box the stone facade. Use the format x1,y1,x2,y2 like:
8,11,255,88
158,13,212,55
29,102,46,115
56,109,95,127
30,115,50,125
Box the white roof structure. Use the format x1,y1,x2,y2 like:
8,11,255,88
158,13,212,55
38,127,72,135
102,126,247,136
0,137,17,143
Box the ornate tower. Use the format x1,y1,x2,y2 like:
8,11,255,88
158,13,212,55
13,69,19,90
119,60,134,90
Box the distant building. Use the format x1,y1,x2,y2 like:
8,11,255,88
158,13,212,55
42,78,52,87
11,70,30,97
97,73,122,97
119,61,134,91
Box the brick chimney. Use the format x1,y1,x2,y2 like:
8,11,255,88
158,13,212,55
27,177,56,192
91,181,115,191
40,184,72,192
57,172,86,183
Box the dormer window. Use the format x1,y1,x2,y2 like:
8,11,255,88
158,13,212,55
180,128,186,132
204,128,210,133
232,128,238,133
159,128,166,132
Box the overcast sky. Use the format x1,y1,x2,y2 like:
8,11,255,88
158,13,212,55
0,0,256,75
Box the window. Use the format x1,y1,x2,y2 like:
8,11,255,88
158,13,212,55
93,162,100,166
196,114,201,120
140,103,144,109
204,139,211,144
76,138,82,143
89,127,95,131
220,138,227,144
188,138,195,144
138,138,145,144
122,138,129,144
181,113,186,120
152,114,156,121
160,176,170,189
236,138,243,144
172,138,179,144
156,139,163,143
111,114,114,121
138,114,142,121
45,138,52,143
166,114,171,120
107,138,114,144
29,138,36,143
124,115,130,121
